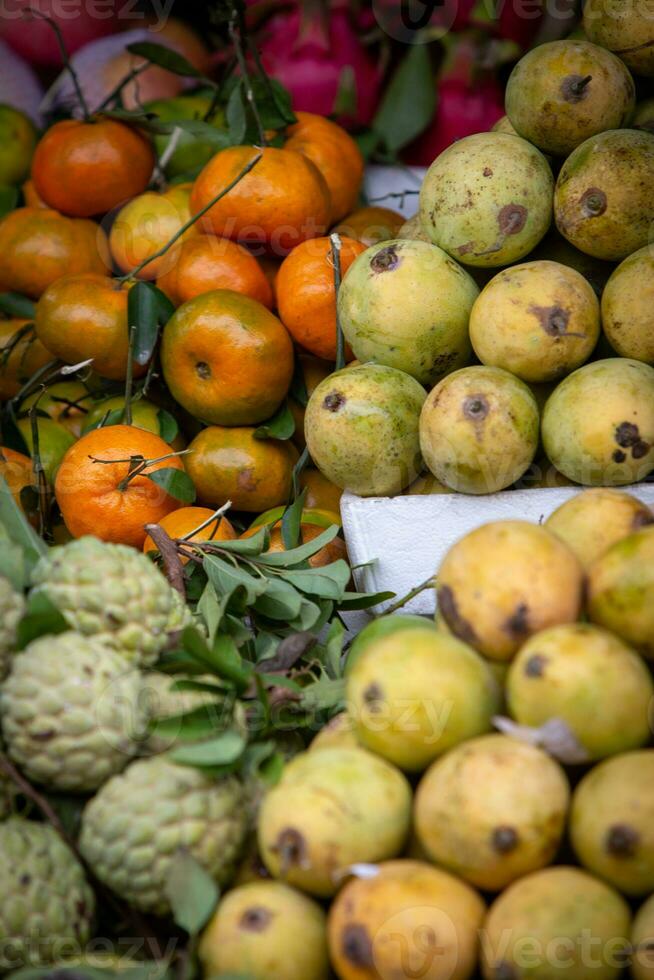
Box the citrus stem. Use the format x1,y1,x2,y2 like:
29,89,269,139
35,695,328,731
123,324,136,426
229,10,267,147
118,152,263,282
30,11,90,122
143,522,186,597
28,400,52,542
96,61,151,112
381,576,435,616
330,233,346,371
179,500,233,541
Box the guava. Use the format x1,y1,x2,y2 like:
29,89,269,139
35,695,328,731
419,366,539,494
554,130,654,261
481,866,631,980
328,860,485,980
634,98,654,132
505,41,635,156
436,520,584,661
570,750,654,895
632,894,654,980
584,0,654,76
507,623,654,760
345,627,500,771
470,261,599,383
529,227,615,298
304,363,426,497
419,132,553,268
601,246,654,365
397,212,430,242
309,712,359,752
541,359,654,486
338,239,476,386
414,734,569,891
345,613,435,675
546,488,653,568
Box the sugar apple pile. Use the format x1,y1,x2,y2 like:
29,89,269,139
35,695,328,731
0,817,95,970
79,755,249,915
0,575,25,681
30,537,192,667
1,632,146,792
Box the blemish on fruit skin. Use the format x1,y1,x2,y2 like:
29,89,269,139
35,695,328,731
613,450,627,463
483,167,493,177
463,394,489,422
240,906,272,932
498,204,527,236
492,826,520,854
363,682,384,713
370,246,400,273
560,73,593,103
504,603,530,639
524,653,547,678
195,361,211,379
342,923,374,967
614,421,650,459
605,823,640,858
323,392,346,412
438,585,478,646
273,828,308,872
633,510,654,529
580,187,607,218
529,304,572,338
238,468,258,492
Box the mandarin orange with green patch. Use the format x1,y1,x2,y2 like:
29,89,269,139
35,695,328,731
143,505,236,563
186,425,298,513
161,289,293,426
157,235,272,309
55,424,185,548
334,206,405,247
109,184,196,281
0,208,109,299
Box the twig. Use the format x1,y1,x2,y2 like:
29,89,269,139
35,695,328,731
228,12,266,146
329,233,345,371
143,523,186,598
123,324,136,426
381,576,435,615
118,153,262,281
96,61,151,111
179,500,233,541
28,11,90,121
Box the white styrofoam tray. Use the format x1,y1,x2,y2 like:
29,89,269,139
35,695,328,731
342,484,654,617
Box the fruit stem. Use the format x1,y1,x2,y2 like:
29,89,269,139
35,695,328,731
96,62,151,112
229,10,267,147
118,152,263,282
571,74,593,96
381,576,435,615
143,522,186,597
29,11,91,122
330,233,346,370
179,500,233,541
27,400,52,543
123,324,136,427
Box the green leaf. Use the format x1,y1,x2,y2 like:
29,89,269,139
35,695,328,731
157,409,179,444
0,185,18,219
165,851,220,936
372,43,436,153
287,596,325,632
278,560,351,600
253,577,302,621
197,580,224,645
160,118,233,148
333,64,358,118
280,487,307,551
251,77,296,129
204,555,267,605
324,618,345,679
0,537,28,591
149,703,226,741
254,400,295,441
226,83,247,144
259,750,285,786
16,591,69,649
300,675,346,712
0,293,36,318
289,354,309,408
146,468,196,504
339,590,396,609
0,474,47,563
213,526,270,556
127,281,161,365
126,41,205,79
170,730,246,767
258,523,339,567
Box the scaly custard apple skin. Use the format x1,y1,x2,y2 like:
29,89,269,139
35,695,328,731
1,632,146,793
0,576,25,680
79,756,248,916
0,817,95,971
30,537,184,666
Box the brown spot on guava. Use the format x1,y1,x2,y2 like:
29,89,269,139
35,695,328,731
605,823,640,858
525,653,548,677
632,440,650,459
580,188,607,218
20,874,31,886
342,923,374,967
323,392,346,412
483,167,493,177
615,422,641,448
457,241,475,255
613,450,627,463
633,510,654,529
240,906,272,932
438,585,478,646
370,246,400,273
560,73,592,102
463,395,489,421
491,826,520,854
196,361,211,380
273,828,308,872
504,603,530,638
529,304,571,337
498,204,527,236
238,468,258,492
363,682,384,713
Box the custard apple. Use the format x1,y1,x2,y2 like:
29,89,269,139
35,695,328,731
30,537,187,666
79,756,248,915
1,632,146,792
0,575,25,680
139,672,219,755
0,817,95,970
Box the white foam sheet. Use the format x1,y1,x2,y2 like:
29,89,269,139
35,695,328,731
342,484,654,617
363,165,428,219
